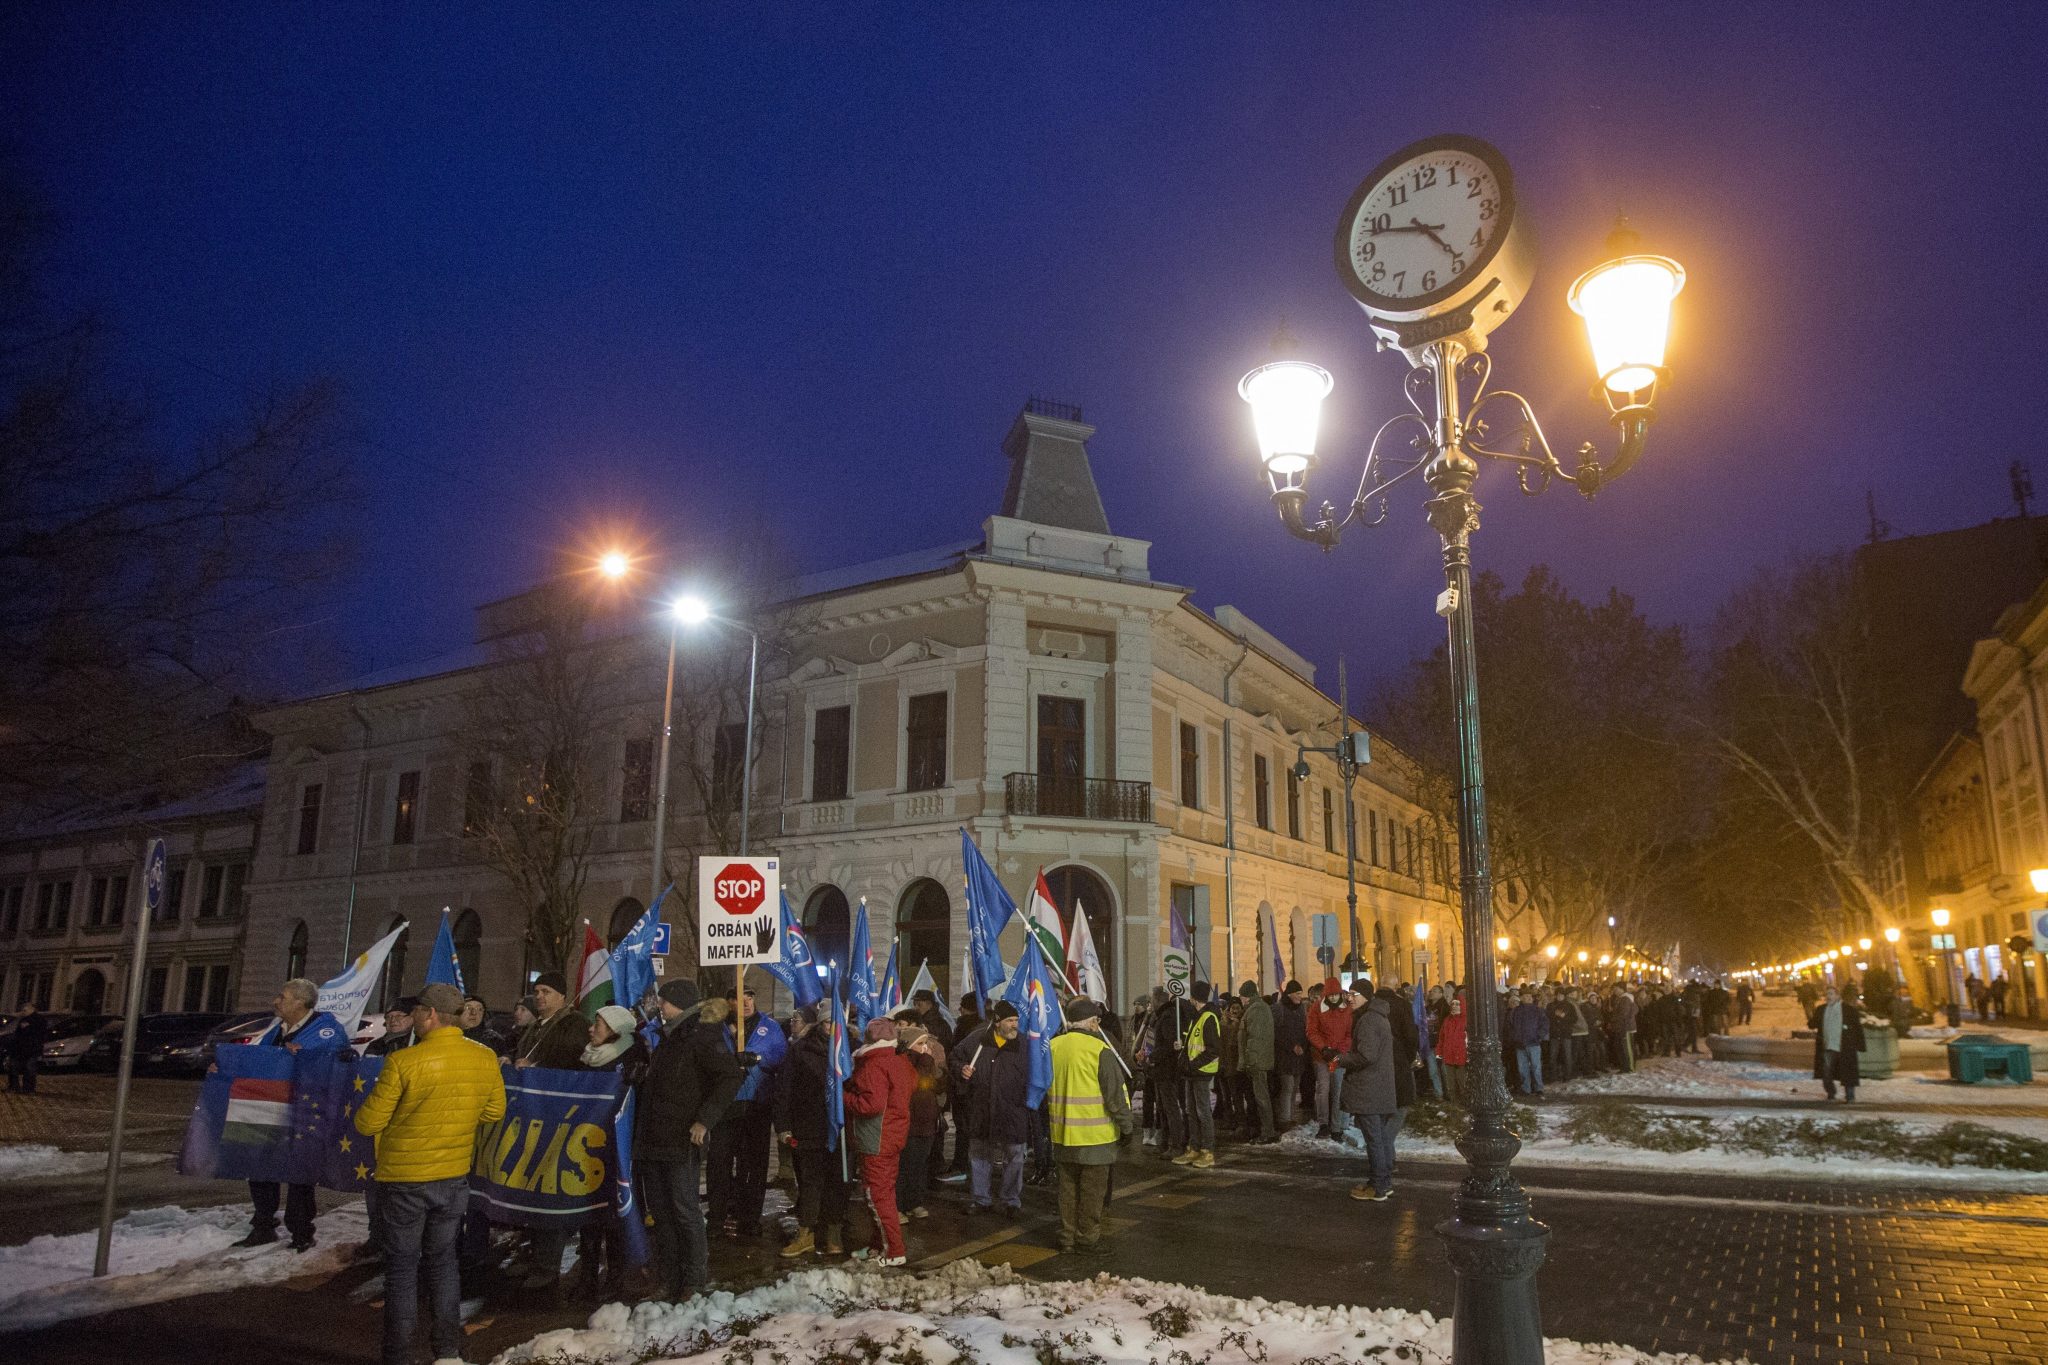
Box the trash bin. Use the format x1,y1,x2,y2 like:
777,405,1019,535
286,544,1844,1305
1945,1034,2035,1083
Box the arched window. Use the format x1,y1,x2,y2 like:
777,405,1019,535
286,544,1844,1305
70,967,107,1014
378,914,409,1011
607,896,645,949
803,885,852,969
895,880,951,1001
1041,864,1117,1009
286,921,309,981
452,910,482,996
1289,906,1311,986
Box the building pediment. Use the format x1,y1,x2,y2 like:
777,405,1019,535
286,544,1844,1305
788,656,860,685
879,639,962,670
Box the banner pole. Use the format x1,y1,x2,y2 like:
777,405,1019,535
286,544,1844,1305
95,837,163,1277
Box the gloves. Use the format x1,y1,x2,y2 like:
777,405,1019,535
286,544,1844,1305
736,1050,761,1071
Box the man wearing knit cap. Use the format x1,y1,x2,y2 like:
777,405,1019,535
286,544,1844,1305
1046,998,1134,1253
1236,981,1277,1143
953,1000,1031,1216
635,977,742,1300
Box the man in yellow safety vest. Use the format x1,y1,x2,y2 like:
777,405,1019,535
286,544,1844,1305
1045,998,1135,1254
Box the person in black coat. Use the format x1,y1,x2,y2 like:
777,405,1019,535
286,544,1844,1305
774,1005,853,1258
953,1002,1032,1215
634,978,742,1299
945,993,985,1175
1271,982,1309,1126
6,1004,52,1093
1809,985,1866,1102
1374,984,1418,1112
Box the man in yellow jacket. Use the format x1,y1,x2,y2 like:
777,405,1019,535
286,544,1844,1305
355,981,506,1365
1045,998,1135,1255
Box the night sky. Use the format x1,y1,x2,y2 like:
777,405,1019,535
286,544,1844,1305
10,4,2045,697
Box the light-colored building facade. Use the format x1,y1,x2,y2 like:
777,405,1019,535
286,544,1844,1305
0,765,265,1016
238,405,1463,1017
1956,583,2048,1015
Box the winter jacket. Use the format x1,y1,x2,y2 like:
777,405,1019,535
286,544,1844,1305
582,1034,651,1087
1544,999,1575,1044
1047,1027,1135,1164
367,1027,417,1056
1376,988,1419,1109
1437,1009,1469,1067
1336,998,1398,1117
516,1008,589,1070
957,1026,1033,1145
1146,1000,1196,1079
354,1024,507,1183
1306,999,1354,1069
1810,1003,1866,1086
1272,996,1309,1063
258,1010,350,1054
1219,1013,1243,1075
845,1038,915,1157
1237,994,1276,1072
635,998,743,1162
1608,992,1638,1034
725,1010,789,1105
776,1026,838,1151
7,1011,51,1061
896,1023,949,1137
1506,1003,1549,1048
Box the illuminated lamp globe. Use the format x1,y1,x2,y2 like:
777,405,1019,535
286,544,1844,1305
1568,253,1685,397
1239,359,1333,495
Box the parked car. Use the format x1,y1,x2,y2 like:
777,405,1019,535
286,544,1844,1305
141,1011,272,1074
82,1013,230,1072
37,1013,115,1070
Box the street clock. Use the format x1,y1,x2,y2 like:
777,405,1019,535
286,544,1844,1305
1334,134,1536,362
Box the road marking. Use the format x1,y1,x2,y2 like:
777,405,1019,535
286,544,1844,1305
977,1243,1059,1269
911,1222,1028,1269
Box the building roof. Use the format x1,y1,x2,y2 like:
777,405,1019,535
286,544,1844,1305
3,761,268,845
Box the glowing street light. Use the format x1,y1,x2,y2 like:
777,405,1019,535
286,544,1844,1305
2032,868,2048,896
598,549,631,580
1414,922,1431,941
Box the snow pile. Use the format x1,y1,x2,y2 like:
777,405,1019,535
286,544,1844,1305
0,1200,370,1332
1564,1058,1808,1101
494,1259,1740,1365
0,1144,116,1181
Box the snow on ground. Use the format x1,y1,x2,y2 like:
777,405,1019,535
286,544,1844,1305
0,1143,167,1181
0,1199,369,1332
1276,1114,2048,1187
493,1258,1743,1365
1560,1054,2048,1110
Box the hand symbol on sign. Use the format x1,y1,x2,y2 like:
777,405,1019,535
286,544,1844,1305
756,924,776,955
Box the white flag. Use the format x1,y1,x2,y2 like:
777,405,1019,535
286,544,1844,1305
908,960,955,1030
1069,901,1108,1003
316,921,409,1029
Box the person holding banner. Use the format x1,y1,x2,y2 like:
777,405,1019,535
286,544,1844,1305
352,983,507,1365
636,978,742,1301
234,978,348,1251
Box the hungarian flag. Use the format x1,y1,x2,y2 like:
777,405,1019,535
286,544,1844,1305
577,922,614,1016
177,1044,298,1181
1024,871,1070,977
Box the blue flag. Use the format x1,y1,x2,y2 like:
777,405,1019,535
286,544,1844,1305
825,963,850,1152
848,900,877,1030
426,910,465,993
1413,980,1436,1066
760,891,824,1010
611,888,665,1015
176,1043,298,1181
961,828,1014,1005
1266,911,1286,993
609,1088,651,1267
1002,930,1064,1111
878,941,901,1016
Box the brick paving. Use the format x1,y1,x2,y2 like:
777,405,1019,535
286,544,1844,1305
8,1079,2048,1362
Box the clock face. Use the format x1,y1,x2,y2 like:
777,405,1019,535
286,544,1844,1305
1339,140,1510,309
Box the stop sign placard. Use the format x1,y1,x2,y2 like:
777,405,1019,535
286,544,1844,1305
711,863,767,916
697,855,780,966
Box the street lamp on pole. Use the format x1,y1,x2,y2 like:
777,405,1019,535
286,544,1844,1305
1237,133,1683,1364
671,595,762,857
1931,907,1958,1025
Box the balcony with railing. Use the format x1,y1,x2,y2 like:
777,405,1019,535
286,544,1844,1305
1003,772,1151,823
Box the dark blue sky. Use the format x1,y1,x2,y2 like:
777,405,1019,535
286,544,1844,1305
10,4,2046,695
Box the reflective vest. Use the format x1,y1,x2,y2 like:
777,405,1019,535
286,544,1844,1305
1185,1008,1219,1075
1046,1031,1118,1148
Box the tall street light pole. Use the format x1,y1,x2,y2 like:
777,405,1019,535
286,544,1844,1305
649,606,684,906
672,596,762,856
1235,133,1685,1365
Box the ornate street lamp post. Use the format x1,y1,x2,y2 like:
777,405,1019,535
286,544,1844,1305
1236,134,1685,1365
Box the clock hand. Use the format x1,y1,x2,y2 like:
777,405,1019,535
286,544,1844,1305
1410,218,1458,256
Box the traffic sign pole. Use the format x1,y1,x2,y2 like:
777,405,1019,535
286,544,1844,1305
96,836,165,1277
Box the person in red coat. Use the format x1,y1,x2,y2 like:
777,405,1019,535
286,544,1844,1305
1437,993,1470,1108
1305,977,1356,1139
845,1016,917,1265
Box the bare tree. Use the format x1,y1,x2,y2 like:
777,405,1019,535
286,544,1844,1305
1,175,355,813
1700,552,1900,933
460,587,638,981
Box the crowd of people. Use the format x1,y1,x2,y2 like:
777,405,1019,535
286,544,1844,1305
222,964,1788,1365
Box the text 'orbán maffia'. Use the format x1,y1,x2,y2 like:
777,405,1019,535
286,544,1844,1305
697,856,782,966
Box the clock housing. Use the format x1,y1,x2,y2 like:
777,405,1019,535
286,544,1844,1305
1334,134,1536,361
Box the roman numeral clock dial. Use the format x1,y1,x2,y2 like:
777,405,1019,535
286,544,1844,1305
1333,134,1536,360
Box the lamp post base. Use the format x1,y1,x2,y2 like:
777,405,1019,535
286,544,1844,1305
1438,1214,1551,1364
